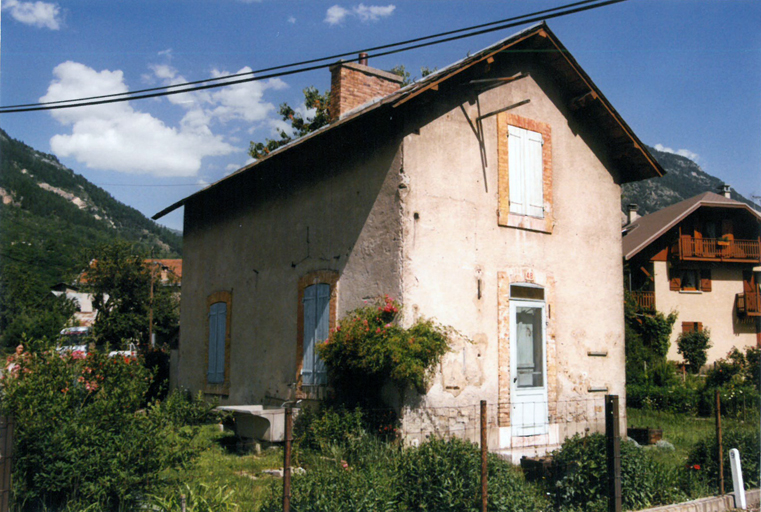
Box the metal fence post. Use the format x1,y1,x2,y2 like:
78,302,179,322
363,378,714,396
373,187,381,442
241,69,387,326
715,390,724,495
605,395,622,512
283,407,292,512
480,400,488,512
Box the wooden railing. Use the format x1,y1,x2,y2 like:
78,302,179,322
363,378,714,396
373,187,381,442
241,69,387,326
737,292,761,317
677,237,761,262
631,291,655,311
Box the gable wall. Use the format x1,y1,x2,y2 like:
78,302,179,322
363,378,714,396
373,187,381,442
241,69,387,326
400,63,626,427
179,125,405,403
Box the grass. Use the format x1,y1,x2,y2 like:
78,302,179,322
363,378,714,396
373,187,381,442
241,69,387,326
154,425,284,511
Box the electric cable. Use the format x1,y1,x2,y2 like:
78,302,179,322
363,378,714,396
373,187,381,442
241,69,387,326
0,0,628,114
0,0,602,111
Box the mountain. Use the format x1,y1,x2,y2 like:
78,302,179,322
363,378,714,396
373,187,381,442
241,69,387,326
622,146,758,216
0,128,181,346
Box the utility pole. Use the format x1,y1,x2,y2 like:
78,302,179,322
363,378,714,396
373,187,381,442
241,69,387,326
148,261,158,348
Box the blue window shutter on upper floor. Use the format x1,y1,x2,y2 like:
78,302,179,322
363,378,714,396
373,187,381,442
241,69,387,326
313,284,330,385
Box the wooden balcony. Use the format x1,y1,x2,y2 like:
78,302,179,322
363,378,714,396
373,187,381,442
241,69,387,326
737,292,761,317
631,291,655,311
675,236,761,263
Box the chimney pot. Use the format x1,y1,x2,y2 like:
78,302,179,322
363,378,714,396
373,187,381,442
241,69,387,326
627,204,640,224
358,52,368,66
722,184,731,199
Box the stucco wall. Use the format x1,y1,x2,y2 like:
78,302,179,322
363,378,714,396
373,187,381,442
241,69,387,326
400,64,626,439
178,125,405,404
653,261,758,363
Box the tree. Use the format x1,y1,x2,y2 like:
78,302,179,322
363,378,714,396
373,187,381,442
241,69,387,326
248,86,331,159
85,242,178,350
248,65,435,160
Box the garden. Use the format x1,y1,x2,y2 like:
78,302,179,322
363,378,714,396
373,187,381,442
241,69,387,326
0,296,758,511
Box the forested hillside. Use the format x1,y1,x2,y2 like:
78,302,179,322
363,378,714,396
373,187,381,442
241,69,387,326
0,128,181,346
622,146,758,216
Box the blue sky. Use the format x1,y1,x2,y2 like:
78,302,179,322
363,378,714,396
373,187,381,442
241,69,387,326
2,0,759,231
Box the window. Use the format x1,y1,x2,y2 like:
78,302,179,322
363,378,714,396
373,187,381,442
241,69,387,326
302,283,330,386
296,270,338,393
206,290,232,393
670,268,711,292
508,125,544,218
497,113,553,233
682,321,703,333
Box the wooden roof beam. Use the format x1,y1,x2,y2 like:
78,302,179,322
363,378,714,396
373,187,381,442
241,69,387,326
570,91,599,111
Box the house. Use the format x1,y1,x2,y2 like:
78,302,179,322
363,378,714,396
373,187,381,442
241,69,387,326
51,283,100,327
154,23,663,456
623,189,761,364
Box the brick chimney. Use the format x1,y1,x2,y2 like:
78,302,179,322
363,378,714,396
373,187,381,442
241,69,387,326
329,55,403,122
627,203,640,225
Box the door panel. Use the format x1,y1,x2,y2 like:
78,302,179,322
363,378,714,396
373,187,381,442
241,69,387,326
510,300,548,436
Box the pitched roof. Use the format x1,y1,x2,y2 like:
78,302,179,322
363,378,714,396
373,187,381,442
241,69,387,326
154,22,664,220
622,192,761,260
146,258,183,280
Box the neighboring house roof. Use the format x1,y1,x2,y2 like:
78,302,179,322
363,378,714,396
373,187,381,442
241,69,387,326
145,258,183,281
622,192,761,260
154,22,664,220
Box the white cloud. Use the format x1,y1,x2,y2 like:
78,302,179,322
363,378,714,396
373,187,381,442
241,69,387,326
325,5,349,25
3,0,61,29
354,3,395,22
41,62,236,177
654,143,700,162
325,3,394,25
288,15,296,24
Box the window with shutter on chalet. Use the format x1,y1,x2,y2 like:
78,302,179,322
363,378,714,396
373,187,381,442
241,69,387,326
508,125,544,218
670,268,711,292
682,321,703,333
302,283,330,386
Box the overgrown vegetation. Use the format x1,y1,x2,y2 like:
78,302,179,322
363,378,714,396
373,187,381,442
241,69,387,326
2,347,219,511
318,295,451,409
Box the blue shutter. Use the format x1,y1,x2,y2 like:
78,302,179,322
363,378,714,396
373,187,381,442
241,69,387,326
508,125,526,215
525,130,544,218
302,285,317,386
313,284,331,385
208,302,226,384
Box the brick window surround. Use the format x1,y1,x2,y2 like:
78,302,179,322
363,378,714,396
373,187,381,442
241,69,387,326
205,290,232,396
296,270,339,397
497,113,553,234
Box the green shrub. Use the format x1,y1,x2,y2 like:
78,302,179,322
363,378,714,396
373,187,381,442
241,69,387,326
677,329,712,373
318,296,451,408
551,433,688,511
260,437,547,512
148,482,240,512
2,348,212,511
626,383,700,414
259,438,400,512
398,437,547,512
293,405,368,452
689,428,760,491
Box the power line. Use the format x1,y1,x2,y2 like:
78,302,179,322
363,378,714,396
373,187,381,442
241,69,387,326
0,0,628,114
0,0,602,111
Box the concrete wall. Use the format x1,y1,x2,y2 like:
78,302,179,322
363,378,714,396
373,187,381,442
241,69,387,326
178,122,405,404
653,261,758,363
399,61,627,448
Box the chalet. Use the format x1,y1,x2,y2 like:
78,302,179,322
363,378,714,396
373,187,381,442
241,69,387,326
623,189,761,363
155,23,664,457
